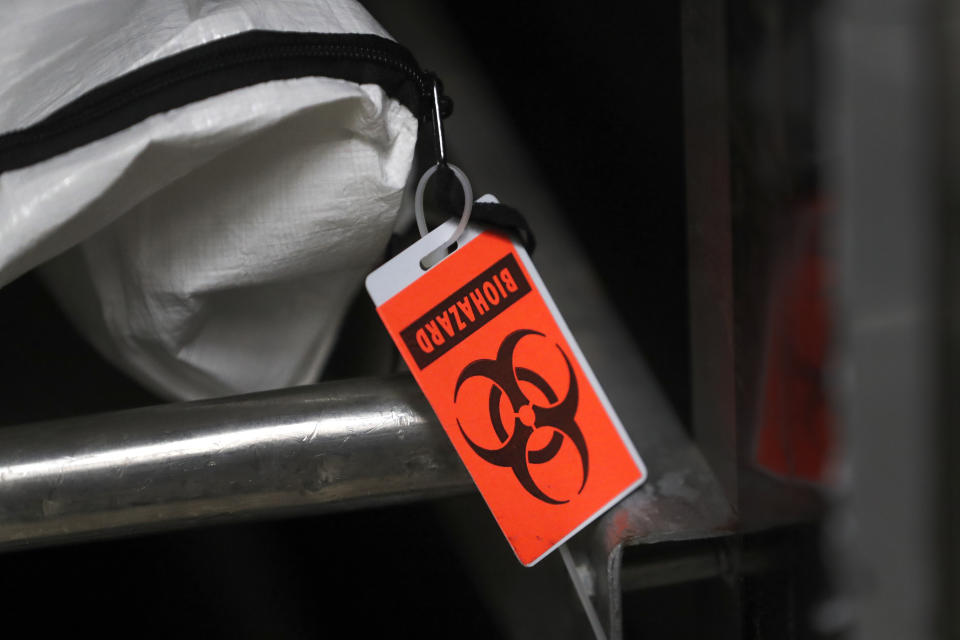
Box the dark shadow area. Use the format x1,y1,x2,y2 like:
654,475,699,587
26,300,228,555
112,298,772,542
0,500,501,639
441,2,691,429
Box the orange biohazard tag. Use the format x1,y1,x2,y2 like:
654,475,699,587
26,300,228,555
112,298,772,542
367,216,646,566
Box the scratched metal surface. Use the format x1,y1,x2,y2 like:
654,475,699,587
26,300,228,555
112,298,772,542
0,376,472,551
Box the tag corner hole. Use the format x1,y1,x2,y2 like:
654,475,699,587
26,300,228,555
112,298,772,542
419,242,459,271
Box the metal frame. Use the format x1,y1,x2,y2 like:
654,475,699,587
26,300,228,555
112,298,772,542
0,377,471,551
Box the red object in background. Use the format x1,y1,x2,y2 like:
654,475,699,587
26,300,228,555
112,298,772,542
754,207,835,484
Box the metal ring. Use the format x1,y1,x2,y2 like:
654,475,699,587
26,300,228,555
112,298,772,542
414,162,473,268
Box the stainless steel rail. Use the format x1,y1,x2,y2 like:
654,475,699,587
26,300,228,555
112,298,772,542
0,376,471,552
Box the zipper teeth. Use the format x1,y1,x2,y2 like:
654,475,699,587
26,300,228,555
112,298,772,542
11,43,427,146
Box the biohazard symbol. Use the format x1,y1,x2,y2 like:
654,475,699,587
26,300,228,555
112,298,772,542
454,329,589,504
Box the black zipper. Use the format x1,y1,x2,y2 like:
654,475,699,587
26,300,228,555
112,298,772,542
0,31,450,174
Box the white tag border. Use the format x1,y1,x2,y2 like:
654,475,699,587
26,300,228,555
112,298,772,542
365,200,648,567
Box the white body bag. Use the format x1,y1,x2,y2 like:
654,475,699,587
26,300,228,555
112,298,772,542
0,0,426,399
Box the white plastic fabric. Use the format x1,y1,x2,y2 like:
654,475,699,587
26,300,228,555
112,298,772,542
0,1,418,399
